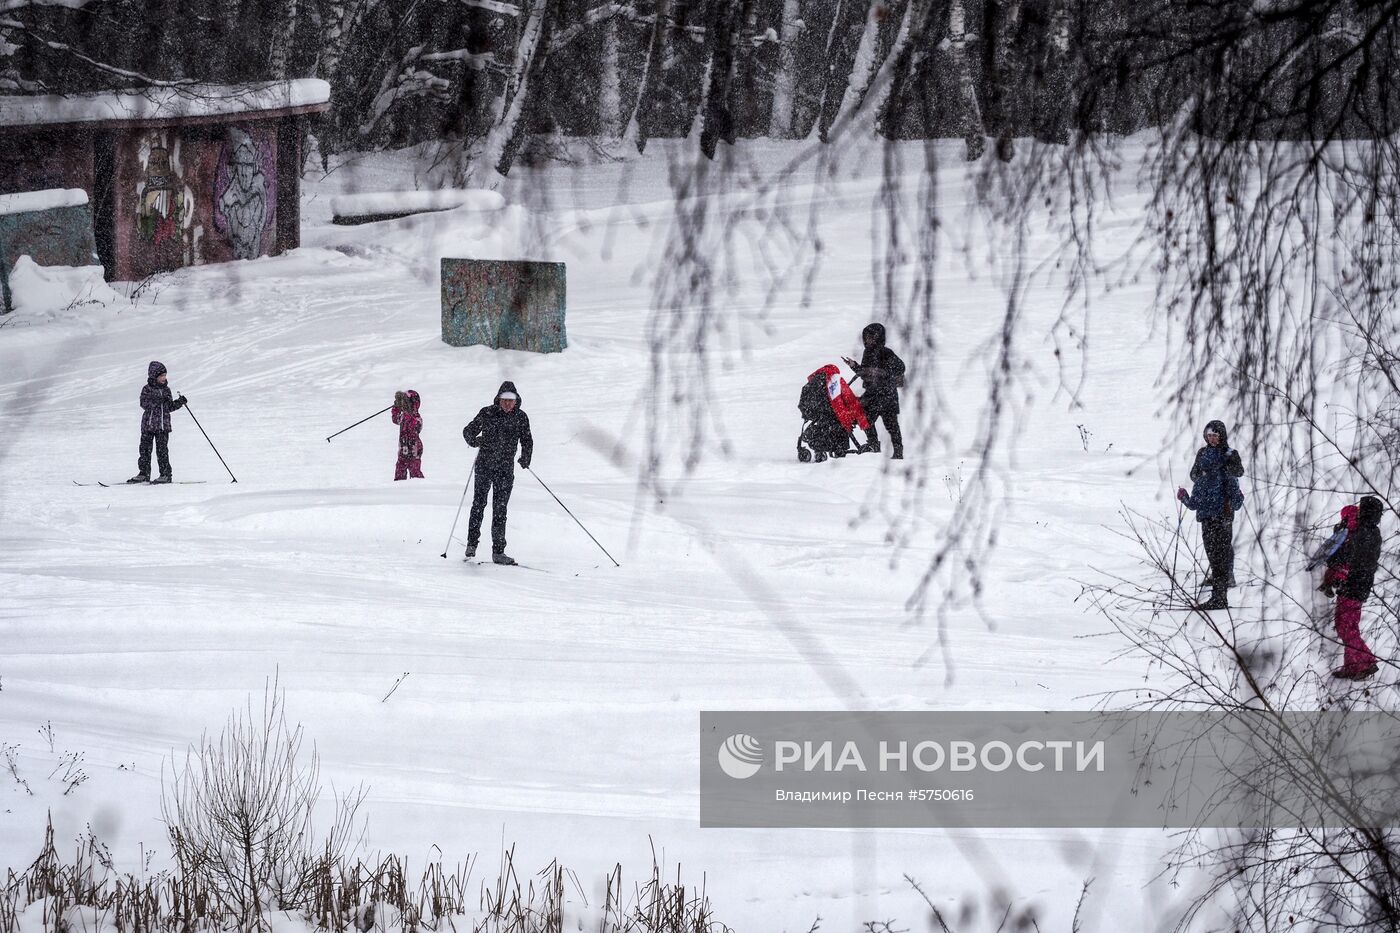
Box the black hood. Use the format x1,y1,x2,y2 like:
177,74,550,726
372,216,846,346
862,323,886,347
1203,419,1229,446
148,360,167,383
495,380,522,408
1359,495,1384,528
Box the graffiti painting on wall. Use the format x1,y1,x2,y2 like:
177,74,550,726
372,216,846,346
214,128,276,260
135,133,198,272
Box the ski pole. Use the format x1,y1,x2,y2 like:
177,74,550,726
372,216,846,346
526,467,620,567
327,405,393,443
181,401,237,483
440,460,476,558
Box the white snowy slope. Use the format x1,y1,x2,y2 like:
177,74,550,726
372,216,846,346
1,139,1207,929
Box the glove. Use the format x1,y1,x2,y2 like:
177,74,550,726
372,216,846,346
1176,487,1188,502
518,457,530,469
175,394,187,409
1319,582,1336,598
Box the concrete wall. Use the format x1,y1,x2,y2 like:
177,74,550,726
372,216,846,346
0,202,99,312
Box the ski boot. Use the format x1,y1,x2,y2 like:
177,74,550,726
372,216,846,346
1194,593,1229,611
151,474,173,485
126,473,150,484
465,544,477,560
492,551,517,566
1332,664,1379,681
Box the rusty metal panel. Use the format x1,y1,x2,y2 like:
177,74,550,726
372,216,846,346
441,258,568,354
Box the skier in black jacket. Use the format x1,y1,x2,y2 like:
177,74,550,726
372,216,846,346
843,322,905,459
462,381,533,565
128,360,187,484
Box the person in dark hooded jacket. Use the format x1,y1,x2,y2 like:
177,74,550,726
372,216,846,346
1321,495,1385,680
128,360,187,484
1176,419,1245,609
843,322,905,458
462,381,533,564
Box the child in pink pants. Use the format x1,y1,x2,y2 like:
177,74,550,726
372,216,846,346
392,390,424,480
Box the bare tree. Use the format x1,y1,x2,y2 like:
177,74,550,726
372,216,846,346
163,676,365,927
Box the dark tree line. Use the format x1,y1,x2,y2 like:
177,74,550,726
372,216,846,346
7,1,1400,181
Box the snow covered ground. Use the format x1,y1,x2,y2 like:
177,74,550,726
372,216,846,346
1,139,1208,928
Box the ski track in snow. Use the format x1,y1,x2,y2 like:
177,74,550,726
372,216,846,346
0,139,1209,928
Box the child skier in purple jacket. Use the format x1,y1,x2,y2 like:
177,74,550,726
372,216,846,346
128,360,186,484
392,390,424,480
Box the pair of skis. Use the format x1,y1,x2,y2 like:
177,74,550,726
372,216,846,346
73,480,209,487
461,555,545,572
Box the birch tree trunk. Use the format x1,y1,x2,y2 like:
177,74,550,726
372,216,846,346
465,0,552,183
829,1,883,132
268,0,301,80
599,11,623,135
948,0,987,160
988,0,1023,160
767,0,803,138
623,0,671,153
698,0,751,158
865,0,929,128
811,0,884,142
805,0,847,140
321,0,374,82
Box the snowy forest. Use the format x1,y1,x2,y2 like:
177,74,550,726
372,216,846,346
4,0,1400,931
6,0,1399,169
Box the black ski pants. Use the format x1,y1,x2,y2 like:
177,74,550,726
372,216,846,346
863,400,902,455
468,465,515,553
1200,515,1234,587
138,431,171,477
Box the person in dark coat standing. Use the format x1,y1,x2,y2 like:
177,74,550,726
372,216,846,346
128,360,187,484
462,381,533,565
1321,495,1385,680
843,322,905,459
1177,419,1245,610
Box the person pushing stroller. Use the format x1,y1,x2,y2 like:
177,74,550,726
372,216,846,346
843,322,905,459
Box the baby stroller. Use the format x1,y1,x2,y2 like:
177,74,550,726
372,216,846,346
797,364,871,462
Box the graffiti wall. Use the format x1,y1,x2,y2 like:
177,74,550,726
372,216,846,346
114,124,278,280
440,259,568,354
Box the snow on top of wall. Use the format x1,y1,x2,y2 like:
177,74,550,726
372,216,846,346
0,187,88,215
330,189,506,219
0,79,331,127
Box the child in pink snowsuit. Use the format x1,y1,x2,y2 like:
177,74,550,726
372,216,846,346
392,390,424,480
